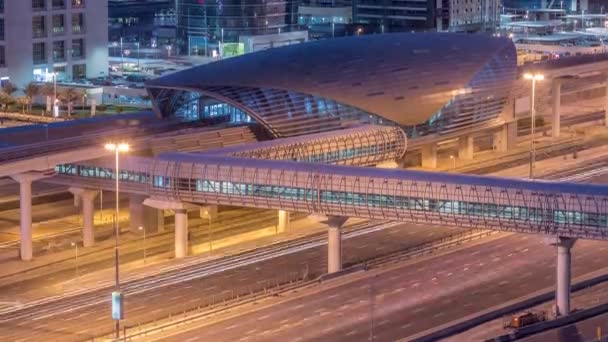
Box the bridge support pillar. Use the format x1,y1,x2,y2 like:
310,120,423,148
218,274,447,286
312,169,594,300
278,210,290,233
605,75,608,127
327,216,348,274
552,79,562,138
69,188,98,247
458,135,474,160
143,199,198,258
130,194,162,233
199,205,218,223
547,236,577,316
421,143,437,169
10,172,48,261
174,209,188,259
157,210,165,233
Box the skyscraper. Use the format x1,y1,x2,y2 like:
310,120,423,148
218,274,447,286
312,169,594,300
176,0,298,56
0,0,109,87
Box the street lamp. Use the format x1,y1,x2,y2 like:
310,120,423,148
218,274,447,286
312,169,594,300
138,226,146,264
523,73,544,179
449,155,456,170
357,27,363,36
104,142,129,339
70,241,79,278
53,72,58,117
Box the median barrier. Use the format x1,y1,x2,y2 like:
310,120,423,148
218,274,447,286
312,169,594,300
406,272,608,342
489,302,608,341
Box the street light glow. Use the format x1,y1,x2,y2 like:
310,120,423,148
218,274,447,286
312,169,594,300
523,73,544,81
105,143,130,152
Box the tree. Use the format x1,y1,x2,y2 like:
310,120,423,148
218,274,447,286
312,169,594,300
2,81,17,96
24,82,40,113
0,81,17,111
59,88,79,116
16,97,28,113
0,92,15,110
40,83,55,114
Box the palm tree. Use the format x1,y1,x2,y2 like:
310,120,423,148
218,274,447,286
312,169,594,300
24,82,40,113
60,88,79,116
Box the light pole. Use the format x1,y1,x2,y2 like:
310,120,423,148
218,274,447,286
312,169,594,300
120,37,124,74
523,73,544,179
138,226,146,264
70,241,79,278
53,72,58,117
449,155,456,170
104,142,129,339
82,93,87,112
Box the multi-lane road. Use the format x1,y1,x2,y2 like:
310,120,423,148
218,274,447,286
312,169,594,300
151,234,608,342
0,219,467,341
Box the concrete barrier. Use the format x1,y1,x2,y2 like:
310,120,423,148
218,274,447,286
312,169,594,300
490,302,608,341
406,272,608,342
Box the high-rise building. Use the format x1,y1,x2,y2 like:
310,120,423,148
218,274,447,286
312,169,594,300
353,0,437,32
0,0,109,87
176,0,299,56
438,0,501,32
502,0,578,11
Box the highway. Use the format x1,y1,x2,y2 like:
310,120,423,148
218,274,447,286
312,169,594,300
151,234,608,342
0,219,467,341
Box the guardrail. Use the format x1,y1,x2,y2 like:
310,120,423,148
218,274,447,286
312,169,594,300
98,271,309,341
97,228,497,341
343,228,495,270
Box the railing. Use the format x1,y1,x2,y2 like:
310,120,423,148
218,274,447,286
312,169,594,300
95,271,307,340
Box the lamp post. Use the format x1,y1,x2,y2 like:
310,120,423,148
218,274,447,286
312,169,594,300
53,72,58,117
449,155,456,170
104,142,129,339
70,241,79,278
523,73,544,179
138,226,146,264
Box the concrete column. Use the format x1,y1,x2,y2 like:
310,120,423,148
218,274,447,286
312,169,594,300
458,135,474,160
11,173,48,261
174,209,188,258
421,143,437,169
278,210,290,233
556,237,576,316
546,236,577,316
157,209,165,233
69,188,99,247
552,79,562,138
327,216,348,274
16,178,33,261
130,194,159,233
199,205,218,223
605,75,608,127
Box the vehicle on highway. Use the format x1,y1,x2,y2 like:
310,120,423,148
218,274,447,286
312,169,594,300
504,311,547,329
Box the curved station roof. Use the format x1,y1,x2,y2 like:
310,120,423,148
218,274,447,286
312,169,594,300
147,33,517,138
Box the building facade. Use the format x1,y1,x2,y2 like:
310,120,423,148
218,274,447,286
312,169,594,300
353,0,436,32
438,0,500,31
176,0,299,56
0,0,109,88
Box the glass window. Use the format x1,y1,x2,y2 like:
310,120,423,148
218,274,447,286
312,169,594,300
33,16,46,38
52,0,65,9
33,42,46,64
0,19,3,41
0,0,4,14
53,14,65,35
52,40,65,62
0,46,5,68
71,13,84,34
72,64,85,79
32,0,46,11
71,0,84,8
72,38,84,58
